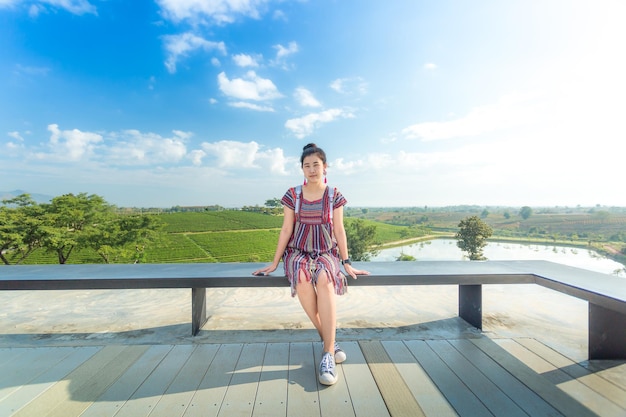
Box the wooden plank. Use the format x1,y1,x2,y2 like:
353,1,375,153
516,337,626,410
473,338,596,417
585,360,626,391
47,345,149,417
0,347,99,417
359,340,425,417
149,344,220,417
12,345,126,417
184,343,244,417
428,339,530,417
287,342,320,417
382,341,456,417
340,341,390,417
0,348,33,368
81,345,175,417
448,339,561,416
0,347,75,401
252,342,289,417
115,344,196,417
497,338,625,417
404,339,492,417
218,343,266,416
316,343,356,417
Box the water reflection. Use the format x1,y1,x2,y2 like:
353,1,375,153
371,238,625,276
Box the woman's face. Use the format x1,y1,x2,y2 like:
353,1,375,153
302,154,326,184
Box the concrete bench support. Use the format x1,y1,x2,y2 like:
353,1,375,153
589,303,626,360
192,288,207,336
459,284,482,330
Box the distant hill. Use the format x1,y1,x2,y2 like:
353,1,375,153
0,190,54,204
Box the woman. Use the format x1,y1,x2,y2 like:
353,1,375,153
253,143,369,386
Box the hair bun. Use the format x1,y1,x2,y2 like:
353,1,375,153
303,143,317,151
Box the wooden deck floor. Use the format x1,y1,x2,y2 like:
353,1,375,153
1,336,625,417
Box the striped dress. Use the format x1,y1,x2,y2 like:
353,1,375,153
281,186,348,297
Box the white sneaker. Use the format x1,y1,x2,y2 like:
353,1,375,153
334,342,347,364
319,352,337,385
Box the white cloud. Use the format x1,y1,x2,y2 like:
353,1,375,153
1,0,97,15
274,41,298,60
294,87,321,107
232,53,260,67
8,131,24,141
34,0,96,15
272,9,287,21
254,147,290,175
329,77,368,95
156,0,269,25
285,108,355,139
229,101,274,112
271,41,298,69
188,149,206,166
199,140,290,174
43,123,103,161
163,32,226,74
107,130,188,165
217,70,282,101
14,64,50,76
402,91,545,141
423,62,437,70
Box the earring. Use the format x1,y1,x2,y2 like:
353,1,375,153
303,177,307,185
324,170,327,184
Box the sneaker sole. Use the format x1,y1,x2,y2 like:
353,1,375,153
335,351,347,364
319,373,338,385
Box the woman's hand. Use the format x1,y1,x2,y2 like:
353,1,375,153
343,263,370,280
252,264,278,276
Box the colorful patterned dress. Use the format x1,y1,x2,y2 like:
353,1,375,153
281,186,348,297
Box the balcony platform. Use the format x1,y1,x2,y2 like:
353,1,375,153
1,331,625,417
1,278,625,416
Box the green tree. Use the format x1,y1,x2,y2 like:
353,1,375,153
455,215,493,260
0,194,46,265
519,206,533,220
40,193,113,264
264,198,282,208
37,193,161,264
345,219,379,261
396,252,416,261
89,213,163,263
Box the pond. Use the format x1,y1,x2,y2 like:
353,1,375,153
370,238,626,276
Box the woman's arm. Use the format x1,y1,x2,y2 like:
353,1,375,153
253,206,295,275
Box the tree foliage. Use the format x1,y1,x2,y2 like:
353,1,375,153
1,192,162,264
519,206,533,220
264,198,282,208
345,219,379,261
0,195,46,265
455,215,493,260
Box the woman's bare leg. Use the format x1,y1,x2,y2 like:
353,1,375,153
296,275,322,334
315,271,337,353
296,271,336,353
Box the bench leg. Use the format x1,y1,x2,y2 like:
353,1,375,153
192,288,208,336
589,303,626,359
459,284,482,329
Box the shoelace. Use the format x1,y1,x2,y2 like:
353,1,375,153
320,353,335,375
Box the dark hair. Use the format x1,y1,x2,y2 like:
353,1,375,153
300,143,327,166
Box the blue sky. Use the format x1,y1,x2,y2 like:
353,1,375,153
1,0,625,208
